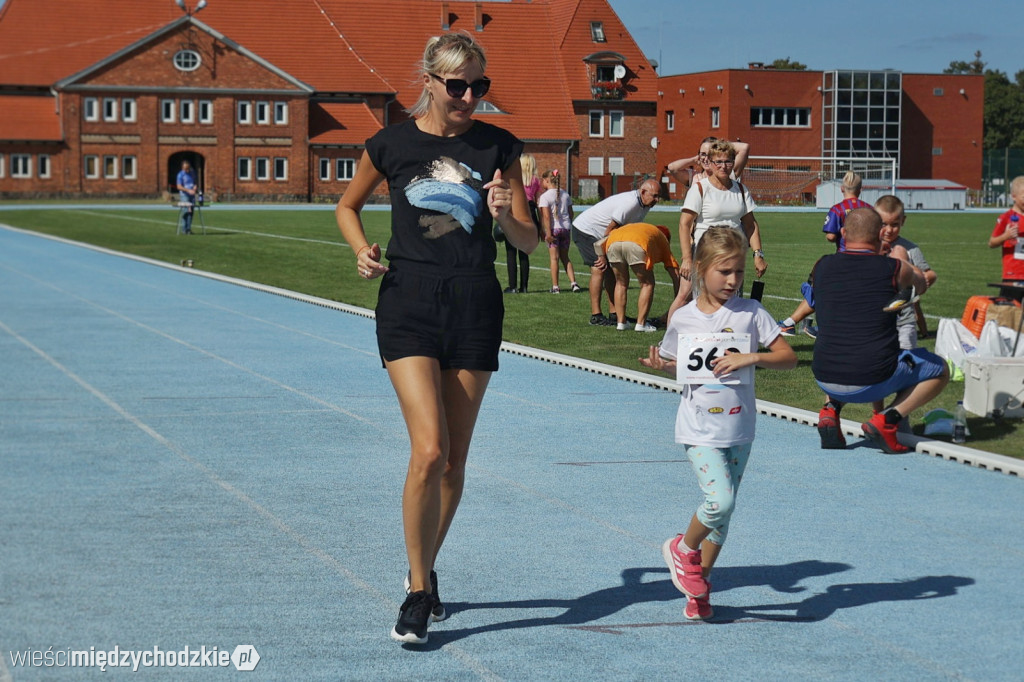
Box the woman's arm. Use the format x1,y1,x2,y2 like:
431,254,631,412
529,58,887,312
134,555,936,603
485,161,538,254
741,212,767,277
336,150,388,278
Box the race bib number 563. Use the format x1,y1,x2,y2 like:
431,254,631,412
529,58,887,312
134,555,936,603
677,333,752,385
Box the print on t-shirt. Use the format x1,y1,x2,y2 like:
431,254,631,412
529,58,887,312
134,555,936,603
404,156,485,239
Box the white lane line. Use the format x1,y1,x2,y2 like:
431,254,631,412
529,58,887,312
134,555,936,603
0,316,503,681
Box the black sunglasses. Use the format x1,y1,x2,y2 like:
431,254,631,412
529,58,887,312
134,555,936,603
430,73,491,99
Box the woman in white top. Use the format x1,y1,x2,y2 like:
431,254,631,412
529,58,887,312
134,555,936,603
668,139,767,317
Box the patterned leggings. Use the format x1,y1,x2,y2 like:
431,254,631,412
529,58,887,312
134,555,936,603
685,443,752,546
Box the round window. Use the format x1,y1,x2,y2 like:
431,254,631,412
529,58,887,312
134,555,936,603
173,50,201,72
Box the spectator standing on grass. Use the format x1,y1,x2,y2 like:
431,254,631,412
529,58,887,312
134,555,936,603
176,160,197,235
667,140,767,321
600,223,679,332
335,32,537,646
502,153,540,293
876,195,937,350
537,169,580,293
812,208,949,454
572,179,661,326
989,175,1024,293
641,227,796,620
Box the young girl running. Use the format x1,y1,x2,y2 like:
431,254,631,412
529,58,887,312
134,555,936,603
640,227,796,620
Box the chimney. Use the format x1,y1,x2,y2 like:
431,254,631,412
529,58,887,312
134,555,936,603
441,2,450,30
475,2,483,31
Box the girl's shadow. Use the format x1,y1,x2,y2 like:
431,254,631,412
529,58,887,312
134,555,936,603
411,559,881,649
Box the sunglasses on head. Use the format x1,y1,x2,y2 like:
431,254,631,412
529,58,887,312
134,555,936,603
430,73,491,99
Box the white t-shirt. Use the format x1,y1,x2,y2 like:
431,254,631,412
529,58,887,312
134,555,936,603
659,296,780,447
538,188,573,232
682,180,757,250
572,190,653,239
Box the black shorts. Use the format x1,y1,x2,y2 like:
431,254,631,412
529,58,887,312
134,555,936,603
375,261,504,371
571,226,602,267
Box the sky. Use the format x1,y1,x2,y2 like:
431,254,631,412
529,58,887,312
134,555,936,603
608,0,1020,78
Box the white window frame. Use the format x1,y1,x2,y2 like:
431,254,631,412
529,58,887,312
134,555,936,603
336,158,355,181
122,155,137,180
11,154,31,178
0,154,5,178
37,154,50,179
121,98,136,123
237,157,252,181
588,157,604,176
590,21,606,42
666,110,675,131
609,110,624,138
179,99,194,124
84,155,99,179
161,99,176,123
255,101,270,125
711,107,721,129
102,97,118,122
83,97,99,122
750,106,811,128
319,157,331,181
255,157,269,181
237,101,252,125
103,155,118,179
199,100,213,124
273,157,288,181
588,110,603,137
608,157,625,176
274,102,288,125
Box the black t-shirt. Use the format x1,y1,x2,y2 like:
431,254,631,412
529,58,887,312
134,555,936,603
365,119,524,271
812,252,902,385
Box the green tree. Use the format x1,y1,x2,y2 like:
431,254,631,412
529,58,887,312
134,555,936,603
947,51,1024,149
944,50,985,75
983,69,1024,149
769,57,807,71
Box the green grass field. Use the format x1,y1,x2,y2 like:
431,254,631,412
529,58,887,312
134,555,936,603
3,203,1021,458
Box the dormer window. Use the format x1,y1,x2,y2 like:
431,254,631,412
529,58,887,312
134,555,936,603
596,65,617,82
474,100,506,114
590,22,606,42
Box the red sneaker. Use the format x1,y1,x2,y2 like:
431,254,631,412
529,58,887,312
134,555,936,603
684,582,714,620
861,412,909,454
817,405,846,449
662,535,708,598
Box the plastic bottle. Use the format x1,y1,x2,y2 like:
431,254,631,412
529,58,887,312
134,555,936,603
952,401,967,444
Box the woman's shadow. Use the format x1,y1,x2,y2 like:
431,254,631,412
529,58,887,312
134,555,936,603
410,560,973,649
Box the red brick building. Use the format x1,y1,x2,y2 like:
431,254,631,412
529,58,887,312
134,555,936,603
655,66,983,200
0,0,658,201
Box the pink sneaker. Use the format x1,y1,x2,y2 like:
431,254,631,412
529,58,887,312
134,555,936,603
662,535,708,598
684,582,713,620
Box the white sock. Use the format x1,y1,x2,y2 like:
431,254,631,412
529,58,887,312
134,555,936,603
783,317,795,327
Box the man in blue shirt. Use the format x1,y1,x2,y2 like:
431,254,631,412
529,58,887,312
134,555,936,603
176,161,198,234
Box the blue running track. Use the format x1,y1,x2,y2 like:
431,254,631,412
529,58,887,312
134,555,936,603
1,225,1022,681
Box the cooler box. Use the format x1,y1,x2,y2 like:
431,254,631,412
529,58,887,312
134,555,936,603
963,356,1024,418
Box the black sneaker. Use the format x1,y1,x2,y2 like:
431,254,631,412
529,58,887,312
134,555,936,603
590,313,610,326
404,570,446,622
391,591,432,644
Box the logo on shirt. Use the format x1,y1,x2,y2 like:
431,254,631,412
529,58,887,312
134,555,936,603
729,406,742,415
405,156,484,239
708,407,724,414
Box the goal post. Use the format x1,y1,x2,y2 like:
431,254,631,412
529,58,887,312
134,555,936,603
741,156,897,206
